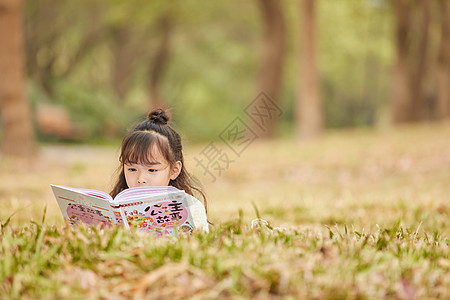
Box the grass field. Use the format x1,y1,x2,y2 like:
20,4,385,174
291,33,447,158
1,122,449,299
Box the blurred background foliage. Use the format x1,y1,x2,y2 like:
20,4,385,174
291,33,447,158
11,0,446,143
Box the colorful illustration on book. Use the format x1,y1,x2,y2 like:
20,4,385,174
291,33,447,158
113,211,124,225
125,200,193,236
66,203,112,227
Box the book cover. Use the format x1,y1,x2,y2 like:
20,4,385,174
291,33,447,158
51,185,195,236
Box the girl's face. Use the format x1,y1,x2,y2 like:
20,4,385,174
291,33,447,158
124,146,181,188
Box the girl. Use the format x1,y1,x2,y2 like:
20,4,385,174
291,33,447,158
110,109,209,232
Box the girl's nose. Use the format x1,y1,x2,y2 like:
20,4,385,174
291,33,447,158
137,173,148,184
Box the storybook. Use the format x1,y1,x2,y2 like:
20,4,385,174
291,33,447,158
51,184,195,236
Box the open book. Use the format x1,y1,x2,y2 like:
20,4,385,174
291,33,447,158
51,184,195,236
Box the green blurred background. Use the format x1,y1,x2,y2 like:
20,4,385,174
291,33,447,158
2,0,447,147
30,0,389,142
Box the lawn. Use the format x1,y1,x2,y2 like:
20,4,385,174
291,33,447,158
1,122,449,299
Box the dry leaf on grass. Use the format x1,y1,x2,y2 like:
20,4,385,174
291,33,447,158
57,267,99,292
395,278,417,300
129,263,214,299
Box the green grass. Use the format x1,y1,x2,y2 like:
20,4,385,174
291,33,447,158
1,121,450,299
1,219,448,299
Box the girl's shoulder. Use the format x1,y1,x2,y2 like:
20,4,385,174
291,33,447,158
185,193,204,207
185,193,209,232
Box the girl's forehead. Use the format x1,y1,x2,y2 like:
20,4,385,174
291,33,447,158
124,142,168,164
146,146,166,162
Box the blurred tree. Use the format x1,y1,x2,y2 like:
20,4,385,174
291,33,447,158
392,0,431,123
20,0,448,142
0,0,36,157
435,0,450,120
148,13,173,110
110,25,138,101
25,0,106,95
316,0,393,129
296,0,322,140
106,1,175,109
253,0,286,138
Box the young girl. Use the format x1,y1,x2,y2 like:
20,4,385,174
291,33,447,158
110,109,209,232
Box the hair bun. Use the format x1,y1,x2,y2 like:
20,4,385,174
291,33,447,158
148,109,169,125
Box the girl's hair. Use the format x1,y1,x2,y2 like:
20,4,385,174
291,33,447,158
110,109,207,210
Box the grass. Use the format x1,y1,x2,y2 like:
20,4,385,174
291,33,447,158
1,121,450,299
1,219,448,299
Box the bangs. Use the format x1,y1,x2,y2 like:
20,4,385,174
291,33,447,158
120,131,173,165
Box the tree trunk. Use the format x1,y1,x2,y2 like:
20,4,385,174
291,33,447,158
111,26,135,101
392,0,413,122
392,0,431,123
436,0,450,119
296,0,322,140
149,14,172,110
410,0,430,120
252,0,286,138
0,0,36,158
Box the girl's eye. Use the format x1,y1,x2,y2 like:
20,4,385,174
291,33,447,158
127,168,137,172
148,169,157,172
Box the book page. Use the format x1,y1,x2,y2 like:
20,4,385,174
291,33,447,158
113,186,180,202
51,185,120,227
117,189,195,236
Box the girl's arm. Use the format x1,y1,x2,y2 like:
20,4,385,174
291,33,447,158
186,194,209,233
